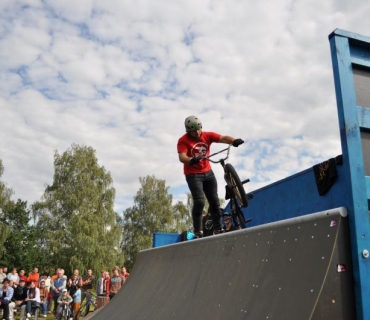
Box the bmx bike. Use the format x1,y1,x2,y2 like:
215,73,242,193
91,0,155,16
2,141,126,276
205,144,252,229
76,291,97,319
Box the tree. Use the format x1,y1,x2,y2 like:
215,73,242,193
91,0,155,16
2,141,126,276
33,144,123,275
121,175,178,270
2,200,40,272
172,199,192,232
121,177,226,269
0,159,14,263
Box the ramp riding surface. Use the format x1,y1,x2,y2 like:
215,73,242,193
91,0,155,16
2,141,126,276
90,208,355,320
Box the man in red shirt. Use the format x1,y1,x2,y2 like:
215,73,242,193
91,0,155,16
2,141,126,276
177,115,243,238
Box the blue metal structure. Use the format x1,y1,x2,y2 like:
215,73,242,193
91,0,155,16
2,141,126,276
329,29,370,320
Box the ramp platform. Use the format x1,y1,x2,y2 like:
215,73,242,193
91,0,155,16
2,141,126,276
90,208,354,320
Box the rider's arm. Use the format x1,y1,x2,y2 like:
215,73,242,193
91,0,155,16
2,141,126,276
218,135,235,144
178,152,193,164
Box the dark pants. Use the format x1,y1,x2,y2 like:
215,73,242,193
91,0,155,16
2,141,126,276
81,290,91,304
0,299,10,320
52,296,60,314
186,170,222,232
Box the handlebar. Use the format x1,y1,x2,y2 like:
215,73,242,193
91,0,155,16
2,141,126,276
203,144,232,164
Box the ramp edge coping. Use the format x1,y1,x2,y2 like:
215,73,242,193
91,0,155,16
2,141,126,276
143,207,347,252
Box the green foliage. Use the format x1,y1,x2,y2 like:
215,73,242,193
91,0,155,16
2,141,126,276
32,144,123,275
121,175,190,270
0,159,14,261
172,199,192,232
2,200,41,271
121,176,227,269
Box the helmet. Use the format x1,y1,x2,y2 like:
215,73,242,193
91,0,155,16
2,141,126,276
184,115,202,132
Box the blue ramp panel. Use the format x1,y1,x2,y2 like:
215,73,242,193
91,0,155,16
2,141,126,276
329,29,370,320
90,208,354,320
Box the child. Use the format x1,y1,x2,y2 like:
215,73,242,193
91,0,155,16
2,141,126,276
73,284,81,320
56,289,72,320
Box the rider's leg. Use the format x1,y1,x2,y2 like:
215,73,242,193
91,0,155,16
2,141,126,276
186,173,205,235
203,170,222,232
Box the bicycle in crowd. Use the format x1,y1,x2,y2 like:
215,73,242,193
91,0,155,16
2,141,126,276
75,291,97,319
205,144,253,229
56,303,72,320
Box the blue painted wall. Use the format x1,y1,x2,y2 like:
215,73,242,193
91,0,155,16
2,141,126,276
239,161,349,227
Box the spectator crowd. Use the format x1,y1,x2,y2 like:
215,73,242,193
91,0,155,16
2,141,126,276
0,265,129,320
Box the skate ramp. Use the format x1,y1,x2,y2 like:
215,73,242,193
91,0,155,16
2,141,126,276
90,208,355,320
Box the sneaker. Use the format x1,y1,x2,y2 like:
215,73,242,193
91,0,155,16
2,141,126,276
194,231,203,239
27,313,31,318
43,315,47,318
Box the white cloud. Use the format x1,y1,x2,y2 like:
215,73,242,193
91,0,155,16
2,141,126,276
0,0,368,214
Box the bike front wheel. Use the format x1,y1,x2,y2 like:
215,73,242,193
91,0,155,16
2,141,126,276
224,163,248,208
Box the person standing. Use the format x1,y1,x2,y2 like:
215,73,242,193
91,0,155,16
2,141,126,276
18,270,28,283
51,270,66,315
103,272,110,299
72,284,81,320
7,268,19,287
120,267,129,282
109,267,124,300
27,268,40,287
81,269,94,304
223,212,237,232
0,267,7,288
177,115,244,238
96,271,109,309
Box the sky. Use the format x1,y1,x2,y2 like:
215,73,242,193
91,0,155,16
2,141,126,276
1,0,369,214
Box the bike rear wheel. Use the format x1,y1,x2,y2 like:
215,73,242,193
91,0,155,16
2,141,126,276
224,163,248,208
233,202,247,229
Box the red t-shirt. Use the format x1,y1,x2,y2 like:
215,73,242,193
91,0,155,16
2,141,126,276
177,131,221,175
